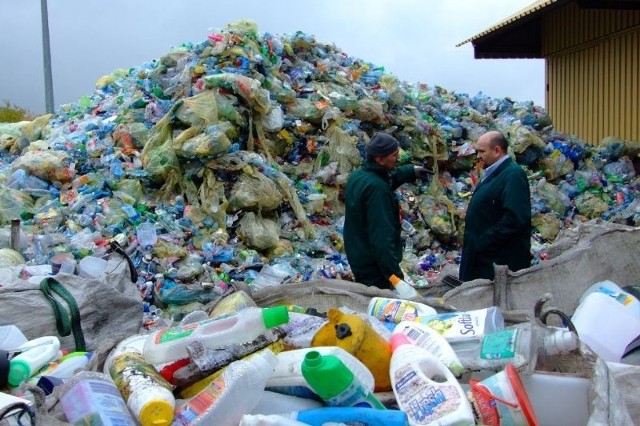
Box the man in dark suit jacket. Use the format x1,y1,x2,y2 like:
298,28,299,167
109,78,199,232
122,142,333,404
459,131,532,281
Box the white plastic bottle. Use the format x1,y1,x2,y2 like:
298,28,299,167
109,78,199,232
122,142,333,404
390,333,475,425
393,321,464,377
251,390,324,415
413,306,504,356
266,346,375,399
143,305,289,365
368,297,437,324
173,349,278,426
389,274,418,299
8,336,61,387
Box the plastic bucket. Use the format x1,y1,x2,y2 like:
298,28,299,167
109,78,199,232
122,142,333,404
469,364,538,426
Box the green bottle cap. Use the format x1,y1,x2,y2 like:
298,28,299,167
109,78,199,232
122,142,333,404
8,359,31,387
261,305,290,329
301,351,353,400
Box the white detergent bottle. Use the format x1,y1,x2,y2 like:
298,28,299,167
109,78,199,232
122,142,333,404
143,305,289,365
266,346,375,399
390,333,474,426
173,349,278,426
8,336,61,387
393,321,464,377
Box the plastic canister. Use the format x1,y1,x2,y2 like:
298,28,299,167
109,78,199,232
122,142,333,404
578,280,640,316
266,346,375,399
311,308,392,391
301,350,385,409
59,371,136,426
389,333,475,425
521,372,589,426
468,364,539,426
143,305,289,365
368,297,437,325
572,291,640,362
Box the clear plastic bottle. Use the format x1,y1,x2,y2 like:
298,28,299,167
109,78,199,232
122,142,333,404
143,306,289,365
173,349,278,426
59,371,136,426
454,322,578,374
389,274,418,299
300,350,385,409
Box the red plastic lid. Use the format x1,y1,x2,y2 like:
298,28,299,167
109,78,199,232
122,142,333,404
505,364,539,426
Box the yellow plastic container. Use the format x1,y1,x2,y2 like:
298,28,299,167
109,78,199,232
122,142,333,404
311,308,392,391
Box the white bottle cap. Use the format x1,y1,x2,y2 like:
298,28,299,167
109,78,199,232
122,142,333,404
544,329,579,355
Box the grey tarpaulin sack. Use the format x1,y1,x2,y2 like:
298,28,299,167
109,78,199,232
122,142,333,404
0,252,142,351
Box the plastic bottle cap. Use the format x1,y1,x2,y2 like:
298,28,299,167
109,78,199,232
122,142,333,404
261,305,290,329
8,359,30,387
546,329,579,354
389,275,401,286
389,333,411,352
139,400,174,426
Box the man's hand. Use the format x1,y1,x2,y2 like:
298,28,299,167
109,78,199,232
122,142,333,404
414,165,432,179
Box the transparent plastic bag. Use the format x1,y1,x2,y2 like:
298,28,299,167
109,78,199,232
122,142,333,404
229,167,283,212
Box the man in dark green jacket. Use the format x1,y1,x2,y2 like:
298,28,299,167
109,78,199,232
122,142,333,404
344,133,429,289
459,131,532,281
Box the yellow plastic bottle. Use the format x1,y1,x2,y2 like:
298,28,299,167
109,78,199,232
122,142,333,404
311,308,392,391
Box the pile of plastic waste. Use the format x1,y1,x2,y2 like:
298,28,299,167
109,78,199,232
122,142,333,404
0,19,639,319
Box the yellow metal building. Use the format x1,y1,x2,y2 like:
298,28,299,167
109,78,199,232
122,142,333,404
458,0,640,145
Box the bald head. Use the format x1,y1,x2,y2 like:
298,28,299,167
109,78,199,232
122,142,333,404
475,131,508,168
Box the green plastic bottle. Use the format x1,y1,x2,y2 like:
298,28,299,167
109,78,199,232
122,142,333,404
301,351,385,409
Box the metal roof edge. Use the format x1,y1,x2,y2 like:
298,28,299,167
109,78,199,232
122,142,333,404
456,0,561,47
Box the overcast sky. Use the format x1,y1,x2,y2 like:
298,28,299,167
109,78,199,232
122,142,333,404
0,0,544,115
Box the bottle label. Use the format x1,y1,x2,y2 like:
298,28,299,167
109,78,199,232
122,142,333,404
415,309,488,341
369,298,418,323
174,378,225,423
480,329,518,360
154,323,199,344
393,362,464,423
109,352,173,401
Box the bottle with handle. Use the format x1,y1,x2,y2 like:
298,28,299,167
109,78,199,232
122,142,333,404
301,350,386,409
173,349,278,426
390,333,475,425
389,274,418,299
8,336,61,387
143,305,289,365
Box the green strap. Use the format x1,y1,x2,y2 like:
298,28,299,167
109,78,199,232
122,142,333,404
39,278,86,352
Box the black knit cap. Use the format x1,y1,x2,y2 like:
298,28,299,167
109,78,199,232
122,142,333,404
366,133,399,157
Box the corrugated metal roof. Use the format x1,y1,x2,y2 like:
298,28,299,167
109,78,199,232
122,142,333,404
456,0,562,47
